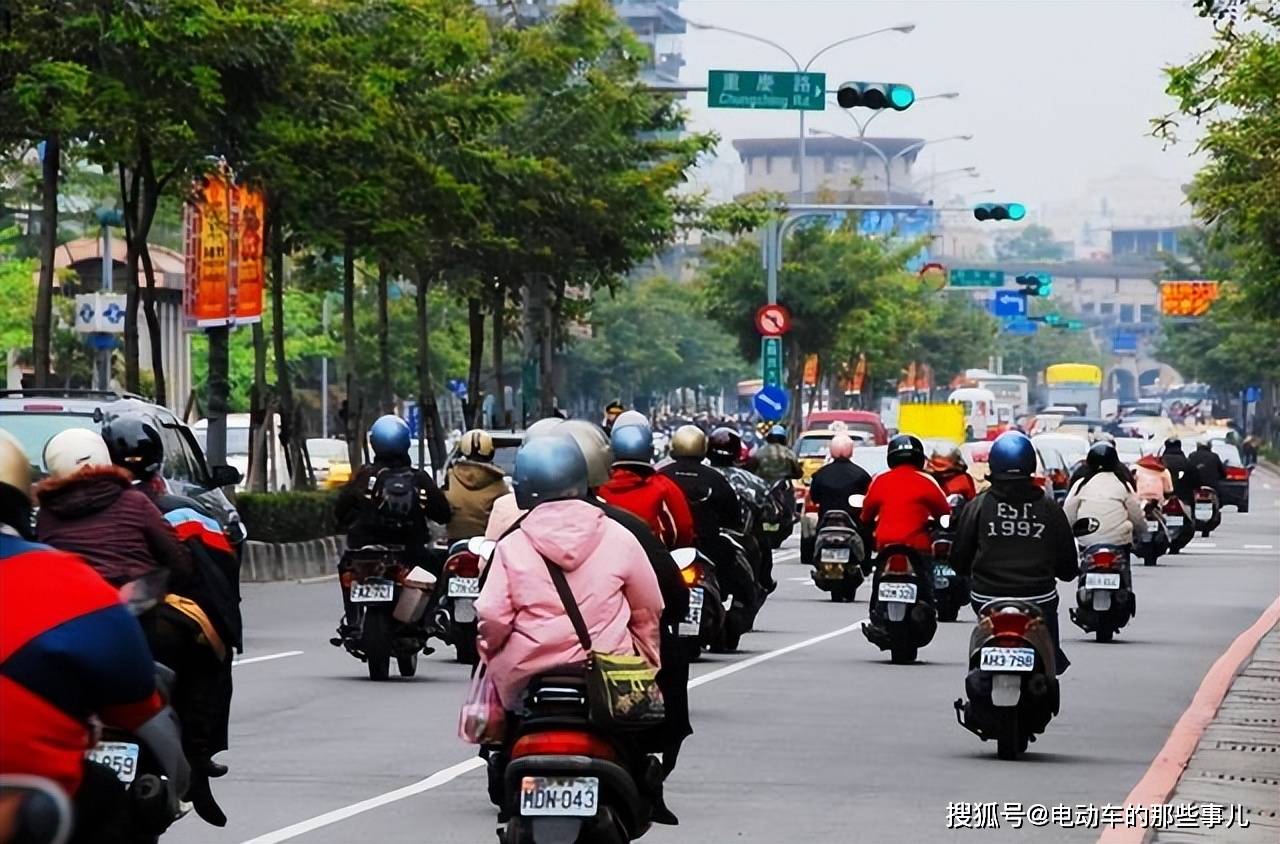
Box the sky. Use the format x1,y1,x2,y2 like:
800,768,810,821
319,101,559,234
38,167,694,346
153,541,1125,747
675,0,1216,222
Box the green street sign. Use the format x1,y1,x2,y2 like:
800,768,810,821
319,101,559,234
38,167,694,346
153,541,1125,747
761,336,784,386
708,70,826,111
1065,320,1084,331
948,268,1006,288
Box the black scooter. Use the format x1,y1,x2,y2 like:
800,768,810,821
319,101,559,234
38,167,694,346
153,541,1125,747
932,495,970,622
862,543,938,665
1069,543,1135,643
671,547,726,661
334,546,436,680
810,507,866,603
1135,500,1169,566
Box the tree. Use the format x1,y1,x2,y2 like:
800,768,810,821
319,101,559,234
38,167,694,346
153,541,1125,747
994,224,1068,262
993,297,1100,380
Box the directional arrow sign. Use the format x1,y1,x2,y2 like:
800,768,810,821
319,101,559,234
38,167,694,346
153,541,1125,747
992,290,1027,318
752,384,790,421
77,302,94,325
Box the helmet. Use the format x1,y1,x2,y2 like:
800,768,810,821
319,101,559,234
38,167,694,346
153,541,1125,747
559,421,614,489
0,430,33,534
670,425,707,459
828,434,854,460
706,427,741,467
612,410,648,431
369,415,411,460
43,428,112,479
525,417,566,439
611,422,653,465
1086,441,1119,471
458,429,495,462
513,435,589,510
927,443,966,473
766,425,787,444
886,434,926,469
1163,437,1182,451
102,413,164,479
989,431,1036,481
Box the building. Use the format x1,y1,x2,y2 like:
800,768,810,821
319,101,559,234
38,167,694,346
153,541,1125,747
1110,226,1190,261
732,135,926,203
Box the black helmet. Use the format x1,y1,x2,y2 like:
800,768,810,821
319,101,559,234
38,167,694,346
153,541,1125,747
1086,441,1119,471
102,412,164,480
707,427,741,467
886,434,925,469
1163,437,1182,452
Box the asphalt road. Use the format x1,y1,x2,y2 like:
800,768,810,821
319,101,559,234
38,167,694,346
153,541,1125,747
170,469,1280,844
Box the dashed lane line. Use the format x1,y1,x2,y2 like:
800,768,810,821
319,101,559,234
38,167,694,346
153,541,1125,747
232,650,304,667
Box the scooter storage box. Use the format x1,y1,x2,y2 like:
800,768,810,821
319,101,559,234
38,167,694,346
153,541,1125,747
393,567,437,623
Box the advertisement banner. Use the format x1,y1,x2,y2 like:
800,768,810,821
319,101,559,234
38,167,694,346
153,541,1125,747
234,184,265,324
184,172,266,328
1159,280,1220,318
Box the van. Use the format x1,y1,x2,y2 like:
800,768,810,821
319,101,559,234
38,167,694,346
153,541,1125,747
946,388,999,441
802,410,888,445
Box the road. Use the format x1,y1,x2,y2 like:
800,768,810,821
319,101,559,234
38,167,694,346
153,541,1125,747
171,470,1279,844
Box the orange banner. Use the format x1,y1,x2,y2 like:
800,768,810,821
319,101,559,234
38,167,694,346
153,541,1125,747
234,184,265,324
1159,280,1220,318
851,353,867,394
184,172,266,327
803,354,819,387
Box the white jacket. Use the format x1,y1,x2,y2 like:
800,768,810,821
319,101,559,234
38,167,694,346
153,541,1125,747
1063,472,1146,547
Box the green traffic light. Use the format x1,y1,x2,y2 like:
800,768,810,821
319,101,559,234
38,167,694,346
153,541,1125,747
888,84,915,110
1008,202,1026,221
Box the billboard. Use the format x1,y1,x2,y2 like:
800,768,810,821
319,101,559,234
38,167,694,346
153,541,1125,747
1159,280,1220,318
184,173,265,327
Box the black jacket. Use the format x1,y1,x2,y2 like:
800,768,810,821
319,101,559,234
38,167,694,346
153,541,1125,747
1161,448,1201,501
660,458,743,541
335,456,451,551
592,499,689,629
951,480,1078,599
1188,446,1225,491
809,459,872,518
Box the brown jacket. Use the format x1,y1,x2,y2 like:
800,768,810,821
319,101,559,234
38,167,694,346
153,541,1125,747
444,461,507,540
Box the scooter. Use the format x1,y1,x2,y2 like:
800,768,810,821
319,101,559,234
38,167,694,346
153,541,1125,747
862,543,938,665
1164,497,1196,554
1135,500,1169,566
953,599,1060,760
500,670,660,844
932,495,970,622
714,527,763,653
1192,486,1222,537
1069,543,1135,643
810,505,866,603
0,776,73,844
334,546,436,680
760,479,796,551
671,547,726,662
436,537,492,665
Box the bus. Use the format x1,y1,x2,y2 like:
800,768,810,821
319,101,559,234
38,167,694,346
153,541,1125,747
1044,363,1103,417
956,369,1030,416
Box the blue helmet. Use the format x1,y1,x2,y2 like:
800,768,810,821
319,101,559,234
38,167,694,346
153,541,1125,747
766,425,787,444
369,415,411,460
989,431,1036,481
513,435,589,510
611,423,653,465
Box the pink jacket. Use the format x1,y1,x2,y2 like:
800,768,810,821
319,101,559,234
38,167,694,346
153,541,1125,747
1134,463,1172,503
475,499,663,709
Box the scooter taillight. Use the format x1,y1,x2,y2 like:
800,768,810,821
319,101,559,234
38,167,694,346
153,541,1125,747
932,540,952,560
680,562,703,588
989,611,1031,639
803,494,819,514
1031,476,1046,489
1087,550,1118,569
512,730,618,761
446,552,481,579
884,553,912,575
1195,488,1214,501
1163,499,1183,516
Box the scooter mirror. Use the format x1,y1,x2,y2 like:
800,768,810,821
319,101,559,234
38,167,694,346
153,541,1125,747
939,514,952,529
848,494,866,508
670,547,698,568
1071,517,1099,537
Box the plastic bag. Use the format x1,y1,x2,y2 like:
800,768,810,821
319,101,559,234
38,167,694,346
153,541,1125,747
458,663,504,745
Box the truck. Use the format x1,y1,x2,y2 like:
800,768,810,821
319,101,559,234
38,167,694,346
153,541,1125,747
1044,363,1103,417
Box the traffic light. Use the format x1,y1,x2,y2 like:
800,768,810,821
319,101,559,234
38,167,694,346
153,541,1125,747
836,81,915,111
1015,273,1053,296
974,203,1026,222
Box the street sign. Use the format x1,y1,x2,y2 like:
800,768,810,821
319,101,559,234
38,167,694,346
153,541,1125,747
755,303,792,337
992,290,1027,318
1244,385,1262,403
761,336,783,387
73,293,127,334
948,268,1005,288
1112,331,1138,354
404,401,421,438
752,385,790,421
1003,318,1038,336
708,70,826,111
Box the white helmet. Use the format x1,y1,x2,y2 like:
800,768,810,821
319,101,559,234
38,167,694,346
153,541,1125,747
43,428,113,479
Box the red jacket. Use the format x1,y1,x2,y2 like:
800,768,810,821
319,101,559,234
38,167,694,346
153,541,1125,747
860,464,952,553
932,469,977,501
598,466,696,549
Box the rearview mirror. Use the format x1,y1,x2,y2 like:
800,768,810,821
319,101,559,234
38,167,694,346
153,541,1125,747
848,494,866,508
467,536,497,561
939,514,952,529
1072,517,1099,537
670,547,698,568
209,464,242,488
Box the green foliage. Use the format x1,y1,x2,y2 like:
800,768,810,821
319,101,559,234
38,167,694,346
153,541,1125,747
994,224,1068,262
993,297,1100,379
0,229,37,354
236,490,339,543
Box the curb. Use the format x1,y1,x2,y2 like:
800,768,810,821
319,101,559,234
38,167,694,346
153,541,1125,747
240,536,345,583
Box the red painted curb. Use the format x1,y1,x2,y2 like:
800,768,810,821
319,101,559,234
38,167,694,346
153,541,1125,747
1097,595,1280,844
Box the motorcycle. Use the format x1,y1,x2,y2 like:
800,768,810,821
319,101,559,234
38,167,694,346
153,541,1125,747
810,507,866,603
435,537,491,665
1135,500,1169,566
759,479,796,551
499,670,660,844
335,546,436,680
1069,543,1135,643
714,526,763,652
1164,497,1195,554
1192,486,1222,537
932,495,970,622
953,599,1060,761
671,547,726,662
862,544,938,665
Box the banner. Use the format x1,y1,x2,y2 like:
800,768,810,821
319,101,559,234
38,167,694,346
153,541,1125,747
234,184,265,324
802,354,819,387
184,171,265,328
1159,280,1220,318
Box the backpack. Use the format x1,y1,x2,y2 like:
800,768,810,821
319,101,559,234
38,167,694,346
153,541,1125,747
370,466,421,530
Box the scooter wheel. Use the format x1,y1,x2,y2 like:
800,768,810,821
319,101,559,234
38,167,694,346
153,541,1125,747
362,612,391,681
453,622,479,665
938,606,959,623
890,645,917,665
996,715,1025,761
1096,628,1113,643
1143,554,1158,567
396,652,418,677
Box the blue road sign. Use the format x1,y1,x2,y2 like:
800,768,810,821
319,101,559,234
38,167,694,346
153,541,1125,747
1244,385,1262,403
752,385,790,421
1112,331,1138,354
405,402,421,437
103,302,125,325
993,290,1027,318
1003,318,1038,336
447,378,468,399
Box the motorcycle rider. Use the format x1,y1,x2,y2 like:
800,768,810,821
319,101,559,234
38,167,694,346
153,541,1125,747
443,429,507,543
706,427,778,593
749,425,802,483
599,420,696,549
601,399,625,433
860,434,951,569
802,434,871,566
659,425,745,551
1063,442,1146,549
926,444,977,501
1160,438,1201,505
951,432,1079,674
0,431,189,844
1133,453,1174,506
1187,439,1226,497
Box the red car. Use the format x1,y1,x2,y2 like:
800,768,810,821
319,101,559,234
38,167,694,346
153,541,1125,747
803,411,888,445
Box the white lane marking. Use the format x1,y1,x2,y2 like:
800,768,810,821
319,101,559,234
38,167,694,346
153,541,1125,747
232,650,304,667
787,576,810,582
1243,544,1274,550
238,620,867,843
1189,542,1217,548
297,574,337,584
1178,548,1276,557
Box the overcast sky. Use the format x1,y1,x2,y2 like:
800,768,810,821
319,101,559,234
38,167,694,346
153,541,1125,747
677,0,1215,214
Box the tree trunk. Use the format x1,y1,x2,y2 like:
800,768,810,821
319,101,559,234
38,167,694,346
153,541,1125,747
138,242,167,406
492,281,507,427
268,199,309,488
205,325,230,467
33,134,59,387
414,266,445,473
465,295,485,427
119,165,141,393
376,262,392,414
342,233,362,469
246,320,269,492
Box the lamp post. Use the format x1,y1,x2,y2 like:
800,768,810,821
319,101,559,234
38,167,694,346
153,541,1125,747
809,129,973,203
910,166,980,197
679,14,915,201
842,91,958,188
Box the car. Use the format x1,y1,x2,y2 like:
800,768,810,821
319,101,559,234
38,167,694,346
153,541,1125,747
1031,433,1090,476
802,411,888,445
850,444,889,478
1114,437,1152,469
962,440,1058,498
0,389,244,540
306,438,352,489
794,429,876,482
1206,439,1251,513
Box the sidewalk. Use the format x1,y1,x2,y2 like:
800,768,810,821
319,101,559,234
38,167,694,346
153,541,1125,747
1153,621,1280,843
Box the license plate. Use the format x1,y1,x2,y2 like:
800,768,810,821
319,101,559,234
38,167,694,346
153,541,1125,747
819,547,850,563
878,582,917,603
1166,515,1184,528
350,581,394,602
680,588,704,636
934,564,956,577
1194,504,1214,521
763,522,781,532
1085,572,1121,590
86,741,139,784
979,647,1036,672
1146,520,1161,535
447,576,481,598
933,576,950,589
519,776,599,817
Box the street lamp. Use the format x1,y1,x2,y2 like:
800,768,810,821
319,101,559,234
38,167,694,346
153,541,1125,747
678,13,915,201
910,166,979,193
809,129,973,203
840,90,959,191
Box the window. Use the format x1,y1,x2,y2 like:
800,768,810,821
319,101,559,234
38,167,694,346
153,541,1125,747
1119,303,1135,323
1100,302,1115,316
1140,304,1156,323
765,156,773,175
159,424,195,482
